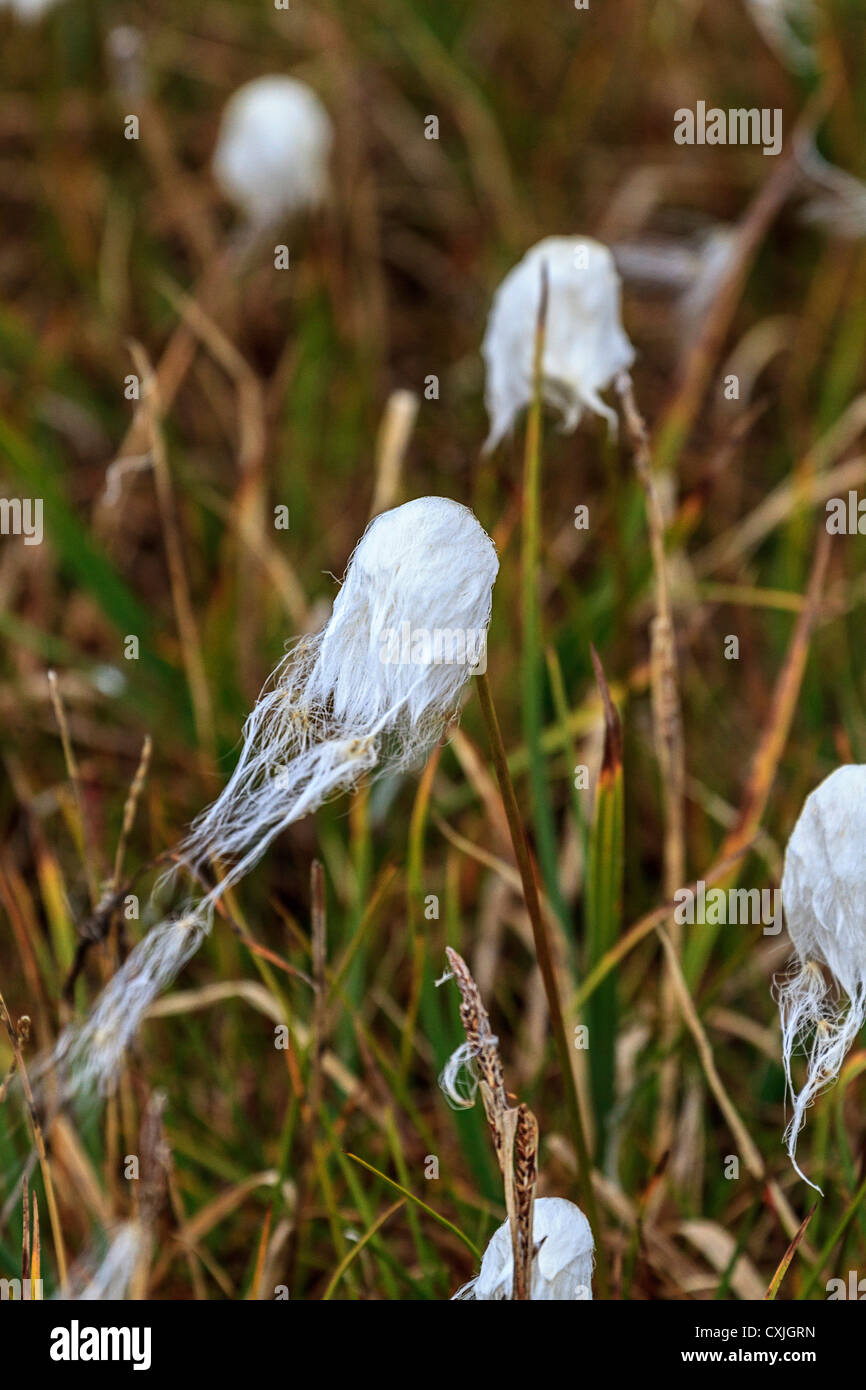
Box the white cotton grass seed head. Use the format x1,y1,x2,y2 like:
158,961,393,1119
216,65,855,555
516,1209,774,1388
455,1198,594,1301
42,498,497,1102
183,495,498,899
212,75,333,229
481,236,634,452
306,496,499,745
778,764,866,1188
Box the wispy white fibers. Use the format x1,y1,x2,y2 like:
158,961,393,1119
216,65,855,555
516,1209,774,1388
481,236,634,452
454,1198,594,1301
777,764,866,1188
47,498,498,1100
438,1031,502,1111
796,140,866,241
613,226,738,347
744,0,816,72
62,1221,147,1301
212,75,333,230
48,912,210,1099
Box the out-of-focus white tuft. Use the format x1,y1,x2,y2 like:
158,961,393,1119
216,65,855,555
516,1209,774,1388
744,0,816,72
454,1197,594,1301
613,226,738,347
44,498,498,1100
0,0,63,19
796,141,866,241
777,764,866,1188
481,236,634,452
61,1221,147,1300
212,75,333,228
676,228,739,339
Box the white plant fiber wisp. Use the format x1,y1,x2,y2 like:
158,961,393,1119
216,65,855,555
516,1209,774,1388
47,498,498,1098
482,235,634,452
778,764,866,1187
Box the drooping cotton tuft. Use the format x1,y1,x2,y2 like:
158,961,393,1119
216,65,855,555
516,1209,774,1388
212,75,333,228
455,1198,594,1301
777,764,866,1187
44,498,498,1100
182,495,499,903
481,236,634,452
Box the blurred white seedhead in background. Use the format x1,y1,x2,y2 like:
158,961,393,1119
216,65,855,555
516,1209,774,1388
455,1198,594,1301
61,1221,148,1301
0,0,63,19
482,236,634,452
47,498,498,1099
744,0,816,72
105,25,146,102
212,75,333,229
613,225,739,348
777,764,866,1189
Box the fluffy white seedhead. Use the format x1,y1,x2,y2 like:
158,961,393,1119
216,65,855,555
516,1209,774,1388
212,75,333,228
778,764,866,1187
744,0,815,72
482,236,634,452
456,1198,594,1301
183,496,497,903
44,498,497,1100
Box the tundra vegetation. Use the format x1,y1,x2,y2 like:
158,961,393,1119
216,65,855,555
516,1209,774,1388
0,0,865,1301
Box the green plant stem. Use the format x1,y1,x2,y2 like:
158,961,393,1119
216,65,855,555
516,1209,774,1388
475,670,608,1298
799,1168,866,1300
521,267,569,933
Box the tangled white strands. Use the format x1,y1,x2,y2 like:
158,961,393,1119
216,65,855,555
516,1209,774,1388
481,236,634,453
46,498,498,1100
438,1027,501,1111
212,75,333,229
777,764,866,1190
454,1198,594,1301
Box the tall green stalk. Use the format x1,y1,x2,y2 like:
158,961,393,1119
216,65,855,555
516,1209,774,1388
520,265,569,932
